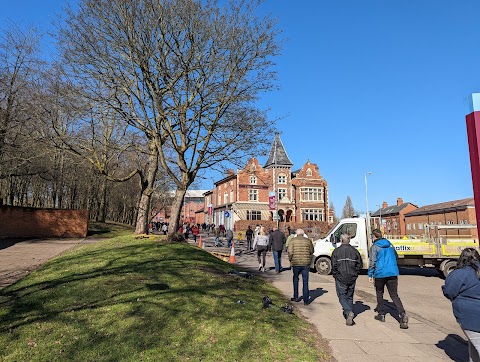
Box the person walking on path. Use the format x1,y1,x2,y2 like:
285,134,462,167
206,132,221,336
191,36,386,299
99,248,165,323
368,228,409,329
214,227,223,247
442,248,480,362
269,226,286,273
191,225,199,243
253,226,270,272
288,228,314,306
226,229,234,248
245,226,254,251
332,233,363,326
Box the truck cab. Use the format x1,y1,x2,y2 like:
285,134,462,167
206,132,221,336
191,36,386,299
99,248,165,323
311,217,478,277
311,218,369,274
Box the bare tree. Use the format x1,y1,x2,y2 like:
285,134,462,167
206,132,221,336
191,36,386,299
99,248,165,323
57,0,281,233
0,24,45,198
329,201,338,224
341,196,355,219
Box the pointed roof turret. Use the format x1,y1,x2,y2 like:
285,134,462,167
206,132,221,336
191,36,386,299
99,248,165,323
264,133,293,168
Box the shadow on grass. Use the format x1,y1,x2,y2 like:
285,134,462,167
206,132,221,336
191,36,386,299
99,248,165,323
0,236,327,362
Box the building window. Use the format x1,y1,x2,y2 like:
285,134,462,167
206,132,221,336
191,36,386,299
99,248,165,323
300,187,324,202
413,223,416,230
224,192,228,204
278,174,286,184
302,208,324,221
230,190,234,203
218,195,221,205
447,220,454,225
407,224,411,230
278,188,287,200
250,176,257,185
418,223,423,230
249,189,258,202
306,168,312,176
247,210,262,220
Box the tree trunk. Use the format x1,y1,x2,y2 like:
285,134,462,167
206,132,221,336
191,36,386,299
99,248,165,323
134,142,158,234
168,188,187,234
97,175,107,222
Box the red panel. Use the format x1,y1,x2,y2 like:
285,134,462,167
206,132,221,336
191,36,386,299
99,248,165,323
466,111,480,238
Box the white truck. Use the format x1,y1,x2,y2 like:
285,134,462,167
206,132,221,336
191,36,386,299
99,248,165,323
311,217,478,278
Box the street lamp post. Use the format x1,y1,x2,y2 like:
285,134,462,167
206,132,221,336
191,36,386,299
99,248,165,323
365,172,372,241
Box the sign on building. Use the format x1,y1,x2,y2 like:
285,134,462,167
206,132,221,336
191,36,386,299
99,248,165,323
269,191,276,211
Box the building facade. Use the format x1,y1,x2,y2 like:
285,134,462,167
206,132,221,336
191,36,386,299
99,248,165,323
403,198,477,238
203,133,330,230
153,190,209,225
371,198,418,237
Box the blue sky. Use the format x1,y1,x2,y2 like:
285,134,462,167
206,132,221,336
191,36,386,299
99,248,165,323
2,1,478,215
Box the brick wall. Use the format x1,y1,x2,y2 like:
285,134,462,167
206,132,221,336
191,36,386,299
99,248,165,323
0,205,89,238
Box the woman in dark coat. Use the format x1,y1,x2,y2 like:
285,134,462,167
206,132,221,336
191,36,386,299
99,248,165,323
442,248,480,362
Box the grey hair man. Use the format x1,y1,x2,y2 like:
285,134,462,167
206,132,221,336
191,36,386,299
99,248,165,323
331,233,363,326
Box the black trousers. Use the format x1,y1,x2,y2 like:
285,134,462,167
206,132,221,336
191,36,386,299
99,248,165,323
374,276,405,315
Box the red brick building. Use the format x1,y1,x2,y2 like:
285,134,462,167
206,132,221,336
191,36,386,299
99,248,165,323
153,190,208,225
203,133,330,230
403,198,477,238
371,198,418,237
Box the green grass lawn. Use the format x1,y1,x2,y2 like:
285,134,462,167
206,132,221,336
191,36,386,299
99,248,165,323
0,226,331,362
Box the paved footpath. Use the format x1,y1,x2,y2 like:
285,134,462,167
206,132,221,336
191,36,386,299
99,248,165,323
0,237,90,289
196,235,469,362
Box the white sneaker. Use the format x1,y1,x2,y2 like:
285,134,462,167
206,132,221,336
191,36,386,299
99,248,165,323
258,264,262,271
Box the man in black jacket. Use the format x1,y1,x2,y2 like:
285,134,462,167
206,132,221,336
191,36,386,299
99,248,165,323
332,233,363,326
269,226,286,273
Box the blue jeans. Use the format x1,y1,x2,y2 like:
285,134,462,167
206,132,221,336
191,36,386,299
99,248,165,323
273,250,283,272
292,265,310,302
335,279,356,317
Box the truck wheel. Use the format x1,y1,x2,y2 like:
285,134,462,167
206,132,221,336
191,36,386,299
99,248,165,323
315,257,332,275
442,260,457,278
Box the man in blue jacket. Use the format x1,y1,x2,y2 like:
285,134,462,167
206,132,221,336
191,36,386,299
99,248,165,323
368,229,408,329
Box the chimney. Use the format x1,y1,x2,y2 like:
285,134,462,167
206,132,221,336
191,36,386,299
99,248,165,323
226,169,235,176
397,197,403,206
382,201,388,209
